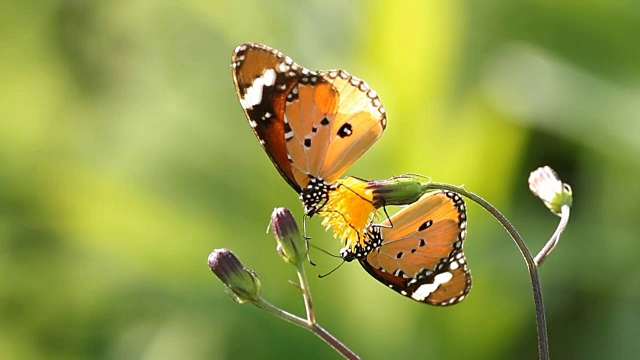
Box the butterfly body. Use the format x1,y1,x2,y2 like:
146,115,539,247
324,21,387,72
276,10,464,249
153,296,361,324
232,43,386,216
341,190,471,306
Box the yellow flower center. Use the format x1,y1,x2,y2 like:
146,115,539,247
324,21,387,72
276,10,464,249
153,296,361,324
319,177,376,250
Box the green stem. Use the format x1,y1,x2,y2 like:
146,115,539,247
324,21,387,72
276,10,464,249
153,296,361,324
296,263,316,324
534,205,570,266
422,182,549,360
253,284,359,359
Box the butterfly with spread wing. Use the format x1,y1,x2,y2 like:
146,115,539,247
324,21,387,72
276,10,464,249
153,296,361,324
232,43,386,217
341,190,471,305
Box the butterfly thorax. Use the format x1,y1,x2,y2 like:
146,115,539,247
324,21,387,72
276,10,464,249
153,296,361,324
300,177,335,216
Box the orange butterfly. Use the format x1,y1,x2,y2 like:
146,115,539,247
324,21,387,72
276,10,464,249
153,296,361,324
341,190,471,305
231,43,386,216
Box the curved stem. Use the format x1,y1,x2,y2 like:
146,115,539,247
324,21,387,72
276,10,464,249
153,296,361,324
534,205,570,266
254,297,308,328
310,323,359,360
254,286,359,359
422,183,549,360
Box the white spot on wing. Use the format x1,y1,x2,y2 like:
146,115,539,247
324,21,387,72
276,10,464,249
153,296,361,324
241,69,277,110
284,115,294,140
410,272,453,301
263,69,276,86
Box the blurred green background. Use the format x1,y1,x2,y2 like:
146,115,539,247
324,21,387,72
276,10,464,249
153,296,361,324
2,0,639,359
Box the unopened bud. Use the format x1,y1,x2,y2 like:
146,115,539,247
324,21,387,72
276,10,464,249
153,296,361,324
528,166,573,216
368,175,427,208
208,248,261,303
270,207,304,266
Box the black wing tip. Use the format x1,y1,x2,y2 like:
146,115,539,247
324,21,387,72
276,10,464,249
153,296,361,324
233,42,280,57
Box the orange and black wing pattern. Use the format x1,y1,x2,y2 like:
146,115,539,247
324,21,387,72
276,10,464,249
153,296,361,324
232,43,386,215
342,190,471,306
232,43,302,192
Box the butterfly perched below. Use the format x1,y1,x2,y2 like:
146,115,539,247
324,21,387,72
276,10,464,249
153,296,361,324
341,190,471,306
231,43,387,216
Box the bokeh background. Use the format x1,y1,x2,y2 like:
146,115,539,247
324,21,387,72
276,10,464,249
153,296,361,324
2,0,639,359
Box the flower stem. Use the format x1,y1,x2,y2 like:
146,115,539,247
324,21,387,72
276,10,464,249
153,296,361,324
266,207,359,358
253,284,359,359
422,182,549,360
534,205,570,266
296,263,316,325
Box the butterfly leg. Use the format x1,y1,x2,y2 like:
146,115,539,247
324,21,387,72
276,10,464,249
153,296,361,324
302,214,317,266
390,173,431,182
336,180,374,204
370,202,394,229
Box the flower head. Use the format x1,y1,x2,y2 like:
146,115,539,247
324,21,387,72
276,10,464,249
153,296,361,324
528,166,573,216
270,207,305,266
319,177,376,250
319,175,429,250
208,248,261,303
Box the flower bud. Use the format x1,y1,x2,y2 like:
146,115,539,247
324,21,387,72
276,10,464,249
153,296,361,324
367,175,427,208
528,166,573,216
270,207,305,266
208,248,261,303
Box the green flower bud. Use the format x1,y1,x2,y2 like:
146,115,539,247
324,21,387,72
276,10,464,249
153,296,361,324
270,207,305,266
367,175,427,208
528,166,573,216
208,249,261,304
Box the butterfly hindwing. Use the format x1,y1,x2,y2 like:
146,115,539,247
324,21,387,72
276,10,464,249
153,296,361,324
348,190,471,306
232,43,386,215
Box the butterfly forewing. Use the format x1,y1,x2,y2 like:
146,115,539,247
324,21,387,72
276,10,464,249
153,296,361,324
283,70,386,186
232,43,304,192
317,71,386,183
359,191,471,306
283,79,337,187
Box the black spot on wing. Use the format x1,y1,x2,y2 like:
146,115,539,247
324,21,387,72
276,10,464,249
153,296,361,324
418,220,433,231
337,123,353,138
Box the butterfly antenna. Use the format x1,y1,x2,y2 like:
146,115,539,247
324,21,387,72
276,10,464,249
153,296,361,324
318,259,346,278
309,243,341,259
